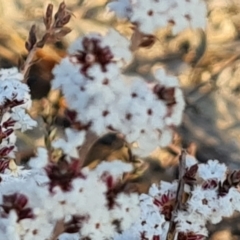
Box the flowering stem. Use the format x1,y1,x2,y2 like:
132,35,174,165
21,46,38,83
176,150,187,209
167,150,187,240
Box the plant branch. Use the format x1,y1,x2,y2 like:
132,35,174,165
167,149,187,240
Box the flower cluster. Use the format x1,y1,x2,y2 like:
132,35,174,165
115,156,240,240
1,1,239,240
52,30,185,156
115,180,177,240
108,0,207,34
0,68,36,172
0,157,140,240
52,128,86,159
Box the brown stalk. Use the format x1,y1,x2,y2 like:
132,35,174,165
167,150,187,240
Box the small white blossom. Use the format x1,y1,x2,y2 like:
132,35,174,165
52,128,86,158
107,0,132,19
108,0,207,34
198,160,227,182
188,186,218,219
185,154,198,168
52,31,185,156
175,211,208,236
111,193,140,230
58,233,80,240
11,108,37,132
94,160,133,178
28,148,49,169
0,68,31,107
0,159,141,240
102,29,133,65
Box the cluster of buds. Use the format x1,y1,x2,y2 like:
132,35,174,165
25,2,72,52
22,2,72,81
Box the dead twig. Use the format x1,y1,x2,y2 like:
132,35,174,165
167,149,187,240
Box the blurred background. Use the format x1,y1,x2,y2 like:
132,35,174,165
1,0,240,239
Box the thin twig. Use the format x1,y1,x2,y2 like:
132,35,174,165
176,150,187,210
167,149,187,240
21,46,38,82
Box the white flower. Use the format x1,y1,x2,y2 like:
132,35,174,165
0,167,34,185
111,193,140,230
198,160,227,182
170,0,207,34
102,29,133,65
151,180,178,196
130,0,171,34
18,213,53,240
122,180,178,239
52,33,185,157
28,148,49,169
141,210,166,238
107,0,132,19
43,187,78,220
80,214,116,239
0,68,31,108
94,160,133,178
0,160,141,240
223,187,240,213
154,67,179,87
216,191,235,220
0,68,23,81
11,108,37,132
175,210,208,236
3,211,20,240
52,128,86,158
58,233,80,240
107,0,207,35
114,228,140,240
188,186,218,219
